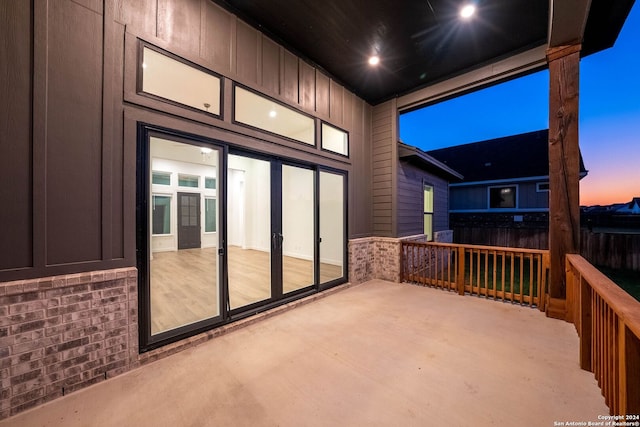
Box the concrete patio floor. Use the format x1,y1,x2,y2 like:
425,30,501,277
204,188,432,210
1,280,608,427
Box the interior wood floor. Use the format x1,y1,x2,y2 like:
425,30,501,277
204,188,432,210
150,246,342,335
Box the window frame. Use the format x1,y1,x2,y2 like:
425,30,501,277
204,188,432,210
423,182,434,240
137,42,224,118
178,174,200,188
151,193,172,236
204,196,217,233
488,184,518,209
320,122,350,157
536,182,550,192
232,83,316,147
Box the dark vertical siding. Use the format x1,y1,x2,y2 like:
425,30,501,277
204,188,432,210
0,0,374,281
261,37,280,94
282,50,299,104
299,61,316,111
0,1,33,270
235,20,259,84
330,80,343,125
451,186,486,210
315,72,330,118
520,181,549,208
116,0,157,37
157,0,201,55
200,1,233,74
45,1,103,264
397,161,449,237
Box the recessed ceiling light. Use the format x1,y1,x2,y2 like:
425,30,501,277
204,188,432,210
460,4,476,19
368,55,380,66
269,110,277,118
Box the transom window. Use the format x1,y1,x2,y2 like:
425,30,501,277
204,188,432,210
152,171,171,186
178,174,199,188
321,123,349,156
234,85,315,145
140,45,221,115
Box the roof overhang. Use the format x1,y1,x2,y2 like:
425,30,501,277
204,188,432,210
398,142,464,181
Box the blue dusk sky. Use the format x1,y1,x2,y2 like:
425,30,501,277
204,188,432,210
399,2,640,206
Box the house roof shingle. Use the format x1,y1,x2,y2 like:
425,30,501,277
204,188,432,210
426,129,587,183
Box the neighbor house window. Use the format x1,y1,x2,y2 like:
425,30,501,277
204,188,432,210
234,85,315,145
178,174,199,188
489,185,517,209
424,184,434,240
205,198,217,232
140,45,221,115
205,177,216,190
152,195,171,235
537,182,550,192
321,123,349,156
152,171,171,185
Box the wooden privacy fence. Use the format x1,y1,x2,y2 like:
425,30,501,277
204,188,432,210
566,254,640,415
401,241,549,310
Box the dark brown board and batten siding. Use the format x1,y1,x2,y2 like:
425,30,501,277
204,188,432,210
0,1,32,271
0,0,373,282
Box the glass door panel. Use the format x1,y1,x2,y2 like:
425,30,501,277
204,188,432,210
227,154,272,309
282,165,315,293
319,171,345,283
149,137,220,335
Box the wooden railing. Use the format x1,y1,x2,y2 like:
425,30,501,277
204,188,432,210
566,254,640,415
401,241,549,310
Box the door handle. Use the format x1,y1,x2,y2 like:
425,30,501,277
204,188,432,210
272,232,283,249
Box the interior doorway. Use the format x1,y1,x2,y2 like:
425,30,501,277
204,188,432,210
177,192,201,250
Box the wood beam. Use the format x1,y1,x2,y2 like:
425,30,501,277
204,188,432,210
547,45,581,312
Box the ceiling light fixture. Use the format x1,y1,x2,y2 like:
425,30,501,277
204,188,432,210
368,55,380,66
460,4,476,19
269,110,277,118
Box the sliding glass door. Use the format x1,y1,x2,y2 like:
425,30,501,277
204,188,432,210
227,154,272,310
139,130,347,349
226,157,316,311
146,136,223,338
282,164,315,294
319,170,345,285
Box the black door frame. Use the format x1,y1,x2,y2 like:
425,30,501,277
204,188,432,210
136,124,228,352
137,124,348,352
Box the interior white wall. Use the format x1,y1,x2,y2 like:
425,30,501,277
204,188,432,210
150,137,218,253
228,155,271,252
282,166,314,261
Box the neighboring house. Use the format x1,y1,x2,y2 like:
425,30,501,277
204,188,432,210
428,129,587,231
397,142,463,240
616,197,640,214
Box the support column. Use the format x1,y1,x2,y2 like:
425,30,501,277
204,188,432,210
546,44,581,320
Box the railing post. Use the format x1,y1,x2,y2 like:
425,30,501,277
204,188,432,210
619,321,640,414
457,246,465,296
580,274,592,372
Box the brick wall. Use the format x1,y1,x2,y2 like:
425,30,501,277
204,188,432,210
1,237,410,419
0,268,138,419
348,237,404,284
